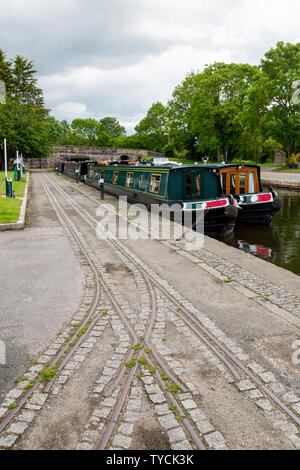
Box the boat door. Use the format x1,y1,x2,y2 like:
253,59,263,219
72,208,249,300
219,167,259,195
183,169,201,200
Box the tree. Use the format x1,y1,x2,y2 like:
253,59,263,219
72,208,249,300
134,102,168,151
0,98,52,169
190,63,260,160
259,41,300,157
0,50,52,168
167,72,203,153
94,130,112,147
70,118,101,145
99,117,126,138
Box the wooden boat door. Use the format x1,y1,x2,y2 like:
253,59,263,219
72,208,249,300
219,167,259,195
183,169,201,200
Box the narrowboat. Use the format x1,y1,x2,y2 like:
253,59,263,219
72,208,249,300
216,163,283,224
61,161,97,182
85,162,239,237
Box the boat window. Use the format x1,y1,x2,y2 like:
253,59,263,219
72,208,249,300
186,172,192,196
150,174,161,193
113,171,119,184
138,175,143,188
126,172,133,187
230,174,236,194
239,174,246,194
248,172,255,193
195,174,201,195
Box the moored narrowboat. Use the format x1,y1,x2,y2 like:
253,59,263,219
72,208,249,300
86,162,239,237
216,163,283,224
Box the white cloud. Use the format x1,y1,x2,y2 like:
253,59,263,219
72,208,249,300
1,0,299,133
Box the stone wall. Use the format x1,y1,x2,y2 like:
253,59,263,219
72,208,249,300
25,146,165,169
274,149,286,165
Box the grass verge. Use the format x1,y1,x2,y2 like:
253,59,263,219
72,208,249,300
0,197,22,223
0,171,28,197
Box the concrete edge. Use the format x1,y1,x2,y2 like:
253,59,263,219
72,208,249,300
262,178,300,190
0,172,30,231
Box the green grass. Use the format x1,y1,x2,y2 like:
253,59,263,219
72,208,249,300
0,171,28,197
0,197,22,223
273,165,300,172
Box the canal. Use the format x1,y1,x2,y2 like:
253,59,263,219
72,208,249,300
224,192,300,276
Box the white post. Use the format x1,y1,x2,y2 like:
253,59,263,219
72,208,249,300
4,138,7,179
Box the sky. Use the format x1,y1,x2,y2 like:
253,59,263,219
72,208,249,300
0,0,299,134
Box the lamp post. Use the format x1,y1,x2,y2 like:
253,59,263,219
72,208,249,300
0,81,12,197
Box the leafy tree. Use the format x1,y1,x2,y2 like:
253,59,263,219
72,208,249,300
99,117,126,138
10,55,45,108
0,98,51,169
71,118,101,145
94,130,112,147
190,63,260,161
135,102,168,151
167,72,203,153
260,41,300,157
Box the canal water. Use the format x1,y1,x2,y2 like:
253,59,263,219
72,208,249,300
223,192,300,276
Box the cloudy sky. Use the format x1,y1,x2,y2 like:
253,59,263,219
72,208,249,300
0,0,299,133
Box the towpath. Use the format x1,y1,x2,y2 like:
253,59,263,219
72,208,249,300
0,172,300,451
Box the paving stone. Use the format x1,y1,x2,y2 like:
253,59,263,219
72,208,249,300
118,423,134,435
282,392,300,403
172,440,193,450
124,411,140,423
112,434,132,449
127,399,142,411
256,399,273,411
158,413,179,430
237,380,255,392
188,408,207,422
141,376,154,385
291,402,300,415
0,434,18,448
259,372,276,383
29,393,47,407
181,399,197,410
247,389,263,399
270,383,286,394
0,408,7,418
195,420,214,434
102,397,117,407
145,384,161,395
168,427,186,443
204,431,226,449
7,422,28,434
155,403,171,416
130,387,142,398
7,389,23,400
149,393,165,404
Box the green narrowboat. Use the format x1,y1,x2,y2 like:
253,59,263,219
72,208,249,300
86,162,239,237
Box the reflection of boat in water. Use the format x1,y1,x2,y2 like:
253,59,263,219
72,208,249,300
223,223,281,259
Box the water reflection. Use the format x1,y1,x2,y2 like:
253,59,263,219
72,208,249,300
223,192,300,275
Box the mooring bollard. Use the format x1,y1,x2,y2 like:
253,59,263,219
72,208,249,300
6,177,12,198
99,178,104,200
75,169,79,183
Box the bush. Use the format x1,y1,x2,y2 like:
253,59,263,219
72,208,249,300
163,143,175,158
289,154,297,165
